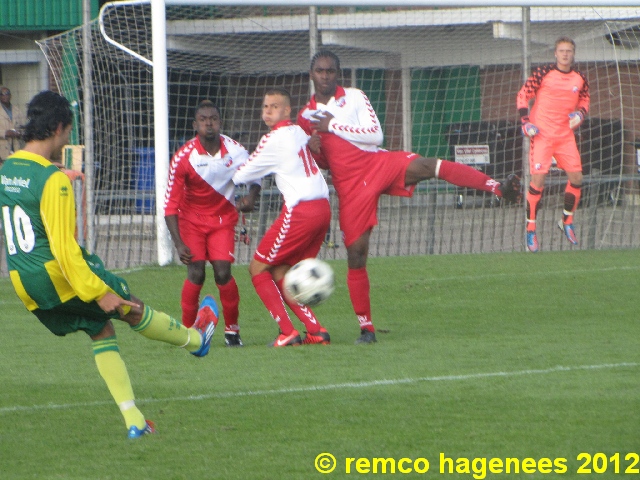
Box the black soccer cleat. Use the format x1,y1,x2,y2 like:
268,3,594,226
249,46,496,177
498,174,522,204
354,329,377,345
224,332,244,347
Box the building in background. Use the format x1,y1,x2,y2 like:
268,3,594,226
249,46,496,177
0,0,100,114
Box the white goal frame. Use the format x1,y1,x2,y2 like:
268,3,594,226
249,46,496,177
133,0,639,265
1,1,637,278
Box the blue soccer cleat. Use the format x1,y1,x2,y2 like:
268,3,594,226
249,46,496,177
191,295,218,357
558,220,578,245
128,420,156,439
526,230,539,253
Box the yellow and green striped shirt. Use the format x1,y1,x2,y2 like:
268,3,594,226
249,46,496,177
0,151,109,310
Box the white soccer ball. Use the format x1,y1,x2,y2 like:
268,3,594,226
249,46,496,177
283,258,334,306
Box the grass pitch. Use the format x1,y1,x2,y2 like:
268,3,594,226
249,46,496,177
0,250,638,479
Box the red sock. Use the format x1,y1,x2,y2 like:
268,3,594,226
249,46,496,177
526,184,544,232
251,272,295,335
563,182,581,224
181,279,202,328
276,278,322,333
347,267,374,332
436,159,499,194
217,277,240,332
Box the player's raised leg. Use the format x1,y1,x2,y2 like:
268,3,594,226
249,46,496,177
123,298,215,357
405,157,522,203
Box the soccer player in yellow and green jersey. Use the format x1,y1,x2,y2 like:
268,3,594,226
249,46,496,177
0,91,217,438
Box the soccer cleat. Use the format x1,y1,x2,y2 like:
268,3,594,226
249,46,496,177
558,220,578,245
190,295,218,357
302,327,331,345
526,230,539,253
498,174,522,204
354,329,377,345
224,332,244,347
127,420,156,439
269,330,302,347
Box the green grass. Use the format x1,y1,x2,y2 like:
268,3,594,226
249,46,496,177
0,250,639,479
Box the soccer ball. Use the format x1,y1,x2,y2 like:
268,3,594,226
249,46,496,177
283,258,334,306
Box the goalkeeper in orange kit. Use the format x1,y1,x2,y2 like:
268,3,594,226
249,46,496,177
517,36,590,253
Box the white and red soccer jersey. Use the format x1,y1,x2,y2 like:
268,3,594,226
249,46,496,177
517,64,590,136
297,86,418,247
298,85,383,152
163,134,253,223
297,85,390,193
233,120,329,208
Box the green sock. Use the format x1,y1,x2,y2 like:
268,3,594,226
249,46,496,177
131,306,202,353
92,336,146,429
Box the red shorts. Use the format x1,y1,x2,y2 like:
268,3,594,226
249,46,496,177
179,210,238,262
254,198,330,266
336,149,417,247
529,131,582,175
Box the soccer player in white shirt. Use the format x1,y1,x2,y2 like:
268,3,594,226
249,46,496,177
234,88,332,347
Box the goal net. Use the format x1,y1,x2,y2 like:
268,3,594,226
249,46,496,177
25,2,640,272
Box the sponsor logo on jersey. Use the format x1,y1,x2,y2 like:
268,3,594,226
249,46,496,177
1,175,31,193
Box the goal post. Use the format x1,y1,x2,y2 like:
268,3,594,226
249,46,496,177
150,0,172,265
30,1,640,273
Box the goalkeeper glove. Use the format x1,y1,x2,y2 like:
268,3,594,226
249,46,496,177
569,110,584,129
521,116,539,137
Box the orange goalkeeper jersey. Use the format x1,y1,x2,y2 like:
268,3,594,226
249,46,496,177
517,64,590,135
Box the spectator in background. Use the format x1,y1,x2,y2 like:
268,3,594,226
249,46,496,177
0,86,27,163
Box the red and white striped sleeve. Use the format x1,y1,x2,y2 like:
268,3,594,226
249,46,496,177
327,89,383,146
163,140,195,216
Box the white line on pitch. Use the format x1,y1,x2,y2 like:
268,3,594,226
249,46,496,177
0,362,636,415
412,265,640,285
